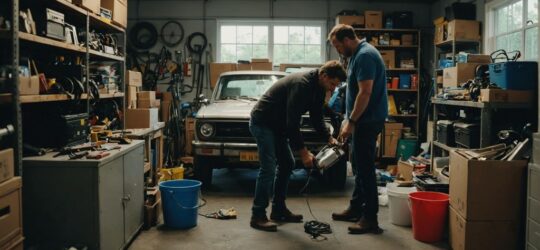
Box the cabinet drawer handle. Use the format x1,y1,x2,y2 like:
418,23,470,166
122,195,131,202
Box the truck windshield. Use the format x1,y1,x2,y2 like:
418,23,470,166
217,74,283,100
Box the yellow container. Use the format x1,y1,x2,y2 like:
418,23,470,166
160,166,184,181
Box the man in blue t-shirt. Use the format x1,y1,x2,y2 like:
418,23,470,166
328,24,388,234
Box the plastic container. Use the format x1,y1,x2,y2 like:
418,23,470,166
409,191,449,242
489,61,538,90
160,166,185,181
387,182,417,226
159,179,202,229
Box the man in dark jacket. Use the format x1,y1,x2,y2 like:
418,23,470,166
249,60,346,232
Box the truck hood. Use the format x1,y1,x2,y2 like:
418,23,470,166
196,100,256,119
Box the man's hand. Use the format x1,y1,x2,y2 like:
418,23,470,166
299,148,315,168
338,120,355,143
328,136,339,145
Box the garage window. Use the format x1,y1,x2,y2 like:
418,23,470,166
487,0,539,60
217,20,326,65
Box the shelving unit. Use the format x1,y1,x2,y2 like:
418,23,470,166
354,28,421,160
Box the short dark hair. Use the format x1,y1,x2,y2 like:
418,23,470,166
319,60,347,82
328,24,357,42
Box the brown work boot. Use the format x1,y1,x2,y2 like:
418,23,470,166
348,217,383,234
332,207,362,222
270,208,303,223
250,215,277,232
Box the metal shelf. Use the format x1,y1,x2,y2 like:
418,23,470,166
19,32,86,53
355,28,419,33
431,98,533,109
433,141,455,152
89,49,125,62
20,92,124,103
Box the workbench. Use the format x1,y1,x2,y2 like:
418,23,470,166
22,140,145,250
125,122,165,185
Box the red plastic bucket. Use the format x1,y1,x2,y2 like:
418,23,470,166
409,191,449,242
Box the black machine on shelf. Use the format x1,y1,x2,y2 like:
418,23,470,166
23,111,89,149
44,8,65,41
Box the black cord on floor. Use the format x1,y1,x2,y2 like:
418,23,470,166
300,170,333,241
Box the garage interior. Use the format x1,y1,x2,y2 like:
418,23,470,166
1,0,539,249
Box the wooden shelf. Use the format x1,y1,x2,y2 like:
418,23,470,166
0,93,12,104
144,162,151,174
388,89,417,92
88,12,125,33
433,141,455,152
376,45,418,49
20,92,124,103
355,28,419,33
387,68,418,71
431,98,533,109
89,49,125,62
55,0,88,16
19,32,86,53
435,39,481,47
389,114,417,118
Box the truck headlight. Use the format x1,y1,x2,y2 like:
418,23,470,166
200,123,215,138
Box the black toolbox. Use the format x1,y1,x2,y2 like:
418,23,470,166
436,120,455,146
453,122,480,148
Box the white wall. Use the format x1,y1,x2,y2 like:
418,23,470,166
128,0,434,100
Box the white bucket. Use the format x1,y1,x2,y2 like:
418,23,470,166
387,182,417,226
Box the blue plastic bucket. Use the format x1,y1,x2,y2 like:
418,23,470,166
159,179,202,229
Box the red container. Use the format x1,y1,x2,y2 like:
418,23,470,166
391,77,399,89
409,191,449,243
411,74,418,89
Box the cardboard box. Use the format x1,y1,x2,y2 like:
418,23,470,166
365,11,383,29
0,177,22,248
0,235,23,250
73,0,100,14
380,50,396,69
480,89,533,103
401,34,414,45
449,150,527,221
236,63,252,71
449,206,520,250
185,118,195,155
161,100,171,123
251,58,270,63
137,91,156,101
210,63,237,89
162,92,173,102
459,54,491,64
127,70,142,87
144,199,161,229
390,39,400,46
335,15,365,27
434,21,447,44
101,0,127,28
127,86,137,109
137,99,161,109
18,75,39,95
125,108,159,129
442,63,481,88
251,62,272,70
383,122,403,157
0,149,14,184
447,20,481,42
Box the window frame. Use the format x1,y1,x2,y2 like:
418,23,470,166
216,19,327,65
485,0,539,60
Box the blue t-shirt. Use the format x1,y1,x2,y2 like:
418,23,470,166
346,40,388,124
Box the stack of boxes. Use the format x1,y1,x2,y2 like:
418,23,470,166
0,149,23,249
449,150,527,250
125,70,159,129
72,0,127,28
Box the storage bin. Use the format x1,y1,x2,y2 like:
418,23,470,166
454,122,480,148
436,120,455,146
489,62,538,90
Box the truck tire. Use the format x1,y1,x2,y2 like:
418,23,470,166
194,156,213,187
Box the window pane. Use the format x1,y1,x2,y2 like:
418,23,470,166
274,26,288,44
525,27,538,59
253,44,268,58
237,44,253,61
221,44,237,62
528,0,539,24
305,27,321,45
289,45,305,63
509,1,523,31
508,31,523,52
221,26,236,43
273,45,289,65
289,26,305,44
237,26,252,44
305,45,321,63
253,26,268,44
497,7,508,34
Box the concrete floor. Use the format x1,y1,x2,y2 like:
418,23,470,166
130,168,449,250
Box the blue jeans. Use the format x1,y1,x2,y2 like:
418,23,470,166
249,120,295,217
350,121,384,220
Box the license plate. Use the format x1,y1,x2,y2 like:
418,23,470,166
240,151,259,162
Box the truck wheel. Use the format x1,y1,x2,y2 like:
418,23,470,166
194,156,213,187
